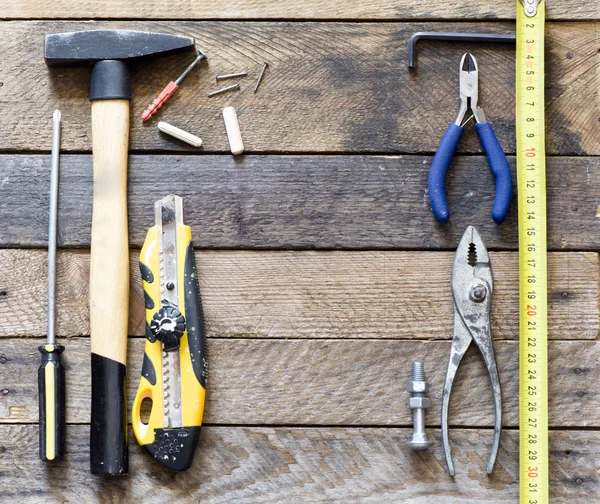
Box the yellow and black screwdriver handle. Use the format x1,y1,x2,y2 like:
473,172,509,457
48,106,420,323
132,199,207,472
38,343,66,461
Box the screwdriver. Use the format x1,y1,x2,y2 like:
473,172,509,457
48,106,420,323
141,49,207,121
38,109,66,462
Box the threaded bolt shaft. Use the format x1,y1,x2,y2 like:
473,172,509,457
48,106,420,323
412,361,425,381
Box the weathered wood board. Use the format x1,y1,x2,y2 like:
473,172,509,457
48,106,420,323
2,337,598,427
0,249,597,340
0,22,597,154
0,425,597,503
2,155,600,250
0,1,593,20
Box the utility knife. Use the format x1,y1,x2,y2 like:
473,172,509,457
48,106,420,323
132,194,207,471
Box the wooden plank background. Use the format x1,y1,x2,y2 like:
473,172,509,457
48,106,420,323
0,250,598,340
0,1,598,503
2,1,593,20
1,426,598,503
3,337,600,428
0,22,597,155
2,155,600,250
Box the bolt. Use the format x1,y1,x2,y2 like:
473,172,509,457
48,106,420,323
406,362,433,451
470,284,487,303
166,282,175,291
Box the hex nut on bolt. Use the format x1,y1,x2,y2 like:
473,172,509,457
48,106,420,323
409,396,430,409
407,381,430,393
406,362,434,452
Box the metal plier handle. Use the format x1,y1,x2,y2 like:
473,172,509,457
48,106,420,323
428,53,512,225
441,226,502,476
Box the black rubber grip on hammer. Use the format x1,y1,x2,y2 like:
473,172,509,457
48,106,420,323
90,353,128,475
90,60,131,101
38,344,66,462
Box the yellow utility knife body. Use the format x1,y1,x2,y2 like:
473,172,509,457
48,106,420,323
132,194,207,471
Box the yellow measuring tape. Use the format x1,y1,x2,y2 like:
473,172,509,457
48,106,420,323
516,1,548,502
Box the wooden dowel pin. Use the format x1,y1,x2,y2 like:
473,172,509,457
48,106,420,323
222,107,244,155
157,122,203,147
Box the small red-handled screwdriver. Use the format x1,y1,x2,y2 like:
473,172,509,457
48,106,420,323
142,49,207,121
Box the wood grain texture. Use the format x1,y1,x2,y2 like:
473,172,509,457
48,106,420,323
1,337,598,427
89,100,130,364
0,21,597,154
1,0,592,20
0,249,597,341
2,155,600,250
0,425,598,503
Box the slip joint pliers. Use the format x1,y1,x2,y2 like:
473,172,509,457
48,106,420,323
441,226,502,476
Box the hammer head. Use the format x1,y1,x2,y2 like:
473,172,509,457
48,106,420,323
45,30,195,66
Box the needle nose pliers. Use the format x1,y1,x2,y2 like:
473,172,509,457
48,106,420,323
428,53,512,225
441,226,502,476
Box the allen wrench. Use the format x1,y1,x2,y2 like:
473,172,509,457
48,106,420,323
407,32,516,68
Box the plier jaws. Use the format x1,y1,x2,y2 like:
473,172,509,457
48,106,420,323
455,52,482,125
441,226,502,477
428,53,512,225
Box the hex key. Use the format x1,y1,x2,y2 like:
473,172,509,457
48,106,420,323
407,32,516,68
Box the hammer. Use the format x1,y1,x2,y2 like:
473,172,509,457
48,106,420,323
44,29,195,476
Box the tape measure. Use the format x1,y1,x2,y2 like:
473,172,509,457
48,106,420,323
516,1,548,502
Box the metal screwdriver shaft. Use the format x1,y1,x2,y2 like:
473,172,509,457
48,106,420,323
39,110,66,462
48,110,60,345
142,49,207,121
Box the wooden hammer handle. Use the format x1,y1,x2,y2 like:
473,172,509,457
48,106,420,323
89,99,130,475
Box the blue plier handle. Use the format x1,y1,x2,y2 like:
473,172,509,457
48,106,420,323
428,53,512,225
